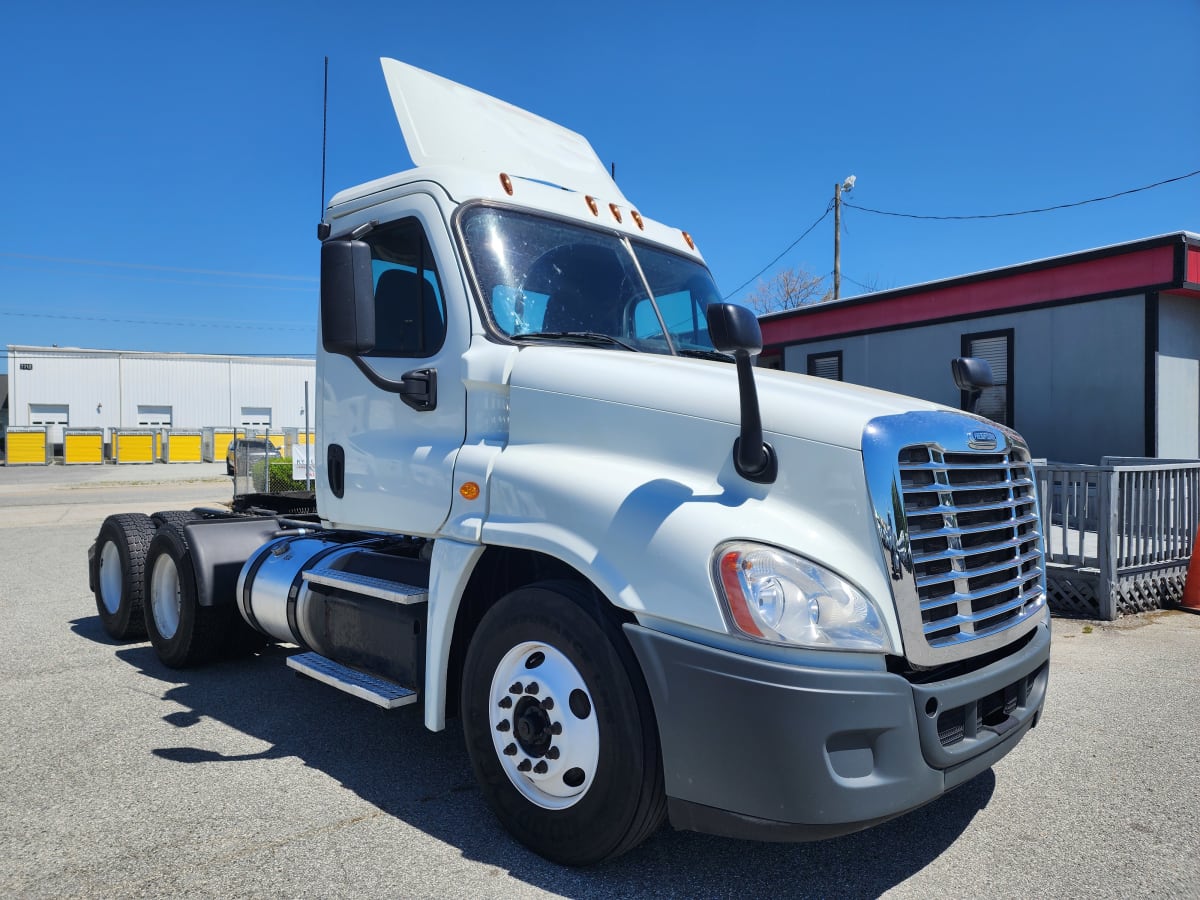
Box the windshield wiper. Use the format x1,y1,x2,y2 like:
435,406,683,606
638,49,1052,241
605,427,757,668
515,331,640,352
677,348,734,363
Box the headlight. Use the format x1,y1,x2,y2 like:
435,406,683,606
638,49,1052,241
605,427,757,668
714,541,894,653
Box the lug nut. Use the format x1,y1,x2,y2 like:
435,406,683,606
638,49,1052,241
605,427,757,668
496,720,510,732
517,759,532,772
503,743,517,756
542,697,554,711
526,682,539,695
533,761,548,774
498,696,513,709
546,747,560,760
509,683,523,695
550,723,562,735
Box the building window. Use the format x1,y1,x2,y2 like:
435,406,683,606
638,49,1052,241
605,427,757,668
807,351,843,381
137,405,173,427
240,407,272,428
962,329,1013,426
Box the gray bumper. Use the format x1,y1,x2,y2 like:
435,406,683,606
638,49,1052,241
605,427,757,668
624,619,1050,841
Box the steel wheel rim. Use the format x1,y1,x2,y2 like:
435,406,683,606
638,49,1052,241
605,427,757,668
98,541,123,615
488,641,599,810
149,554,182,640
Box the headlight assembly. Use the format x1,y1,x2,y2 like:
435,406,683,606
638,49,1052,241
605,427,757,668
714,541,894,653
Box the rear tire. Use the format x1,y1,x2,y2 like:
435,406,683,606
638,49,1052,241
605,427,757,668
460,581,665,866
143,522,228,668
91,513,155,640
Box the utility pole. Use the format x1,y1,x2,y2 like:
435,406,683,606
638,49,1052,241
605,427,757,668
833,175,855,300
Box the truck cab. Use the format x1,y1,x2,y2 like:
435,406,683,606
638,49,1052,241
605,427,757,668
92,59,1050,867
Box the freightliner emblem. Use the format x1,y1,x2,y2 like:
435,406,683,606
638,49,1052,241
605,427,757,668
968,430,998,451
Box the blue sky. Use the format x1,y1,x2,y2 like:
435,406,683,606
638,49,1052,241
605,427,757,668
2,1,1197,373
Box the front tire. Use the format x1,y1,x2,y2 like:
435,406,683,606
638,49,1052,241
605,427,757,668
461,581,665,866
91,513,155,640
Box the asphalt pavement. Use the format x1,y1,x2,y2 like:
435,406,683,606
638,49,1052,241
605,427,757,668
0,464,1197,898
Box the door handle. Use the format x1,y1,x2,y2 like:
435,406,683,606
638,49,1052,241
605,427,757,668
399,368,437,412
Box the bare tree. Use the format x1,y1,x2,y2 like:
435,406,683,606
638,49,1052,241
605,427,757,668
743,266,831,315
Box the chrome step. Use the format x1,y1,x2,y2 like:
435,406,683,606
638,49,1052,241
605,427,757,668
302,566,427,605
287,651,418,709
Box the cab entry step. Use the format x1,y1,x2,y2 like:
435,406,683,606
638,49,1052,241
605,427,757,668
287,651,418,709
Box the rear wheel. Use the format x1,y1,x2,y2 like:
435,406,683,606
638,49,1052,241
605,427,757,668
91,513,155,640
461,581,665,866
143,522,228,668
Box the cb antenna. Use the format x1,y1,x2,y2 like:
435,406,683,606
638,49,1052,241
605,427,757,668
320,56,329,218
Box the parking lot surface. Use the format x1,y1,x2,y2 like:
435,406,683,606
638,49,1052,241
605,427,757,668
1,465,1197,898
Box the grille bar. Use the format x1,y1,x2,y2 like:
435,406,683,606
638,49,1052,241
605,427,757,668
911,534,1040,565
900,476,1034,494
909,512,1039,540
905,497,1032,518
914,547,1043,588
923,587,1044,637
918,571,1044,612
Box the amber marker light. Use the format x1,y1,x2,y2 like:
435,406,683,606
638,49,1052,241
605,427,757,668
682,231,696,250
500,173,514,196
631,210,644,230
609,203,623,223
585,195,599,216
718,552,764,638
459,482,481,501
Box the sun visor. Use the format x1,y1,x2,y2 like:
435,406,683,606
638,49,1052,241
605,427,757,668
380,58,629,206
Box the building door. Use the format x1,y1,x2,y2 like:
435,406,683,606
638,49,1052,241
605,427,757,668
29,403,69,447
963,330,1013,427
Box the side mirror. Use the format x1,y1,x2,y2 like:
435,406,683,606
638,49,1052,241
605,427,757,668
951,357,994,392
706,303,776,483
321,240,376,356
707,302,763,356
951,357,994,415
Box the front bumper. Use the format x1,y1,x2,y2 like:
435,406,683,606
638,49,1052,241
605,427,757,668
624,619,1049,841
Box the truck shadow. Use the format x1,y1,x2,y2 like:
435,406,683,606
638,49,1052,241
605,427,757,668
100,629,993,899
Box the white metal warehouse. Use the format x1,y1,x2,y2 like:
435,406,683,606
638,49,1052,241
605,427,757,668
5,345,316,449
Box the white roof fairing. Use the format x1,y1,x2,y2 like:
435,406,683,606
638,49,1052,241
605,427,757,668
380,58,630,207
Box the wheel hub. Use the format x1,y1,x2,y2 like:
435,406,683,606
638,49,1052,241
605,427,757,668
488,641,599,810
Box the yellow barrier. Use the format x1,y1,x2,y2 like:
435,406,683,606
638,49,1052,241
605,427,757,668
64,430,104,465
4,428,49,465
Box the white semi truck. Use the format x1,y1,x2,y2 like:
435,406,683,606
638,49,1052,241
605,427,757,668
88,59,1050,866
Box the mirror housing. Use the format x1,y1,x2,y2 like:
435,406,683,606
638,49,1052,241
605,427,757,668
706,303,777,484
321,239,376,356
707,302,763,356
951,356,994,392
951,357,994,416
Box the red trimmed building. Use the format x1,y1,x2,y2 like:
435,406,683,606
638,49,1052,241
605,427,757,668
758,232,1200,463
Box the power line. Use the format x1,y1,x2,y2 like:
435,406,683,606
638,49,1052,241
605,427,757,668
0,309,312,332
723,201,834,299
844,168,1200,221
0,251,317,282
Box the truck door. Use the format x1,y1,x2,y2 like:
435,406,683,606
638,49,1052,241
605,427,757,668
318,194,467,535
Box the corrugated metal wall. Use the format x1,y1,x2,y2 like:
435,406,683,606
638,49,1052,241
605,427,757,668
5,347,315,436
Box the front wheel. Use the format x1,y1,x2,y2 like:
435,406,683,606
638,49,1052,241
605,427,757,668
461,582,665,866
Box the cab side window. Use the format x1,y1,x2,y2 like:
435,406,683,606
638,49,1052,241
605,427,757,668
365,218,446,358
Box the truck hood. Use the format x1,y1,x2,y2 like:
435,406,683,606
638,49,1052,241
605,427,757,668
507,346,945,451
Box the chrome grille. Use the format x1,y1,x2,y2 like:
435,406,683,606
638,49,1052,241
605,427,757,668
899,444,1044,649
863,411,1048,666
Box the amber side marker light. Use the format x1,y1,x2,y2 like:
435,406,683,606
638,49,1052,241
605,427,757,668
585,195,599,216
459,482,481,501
631,210,645,230
609,203,623,223
682,231,696,251
500,173,514,196
718,552,764,638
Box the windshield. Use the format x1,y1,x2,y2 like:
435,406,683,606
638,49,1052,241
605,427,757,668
460,206,720,354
